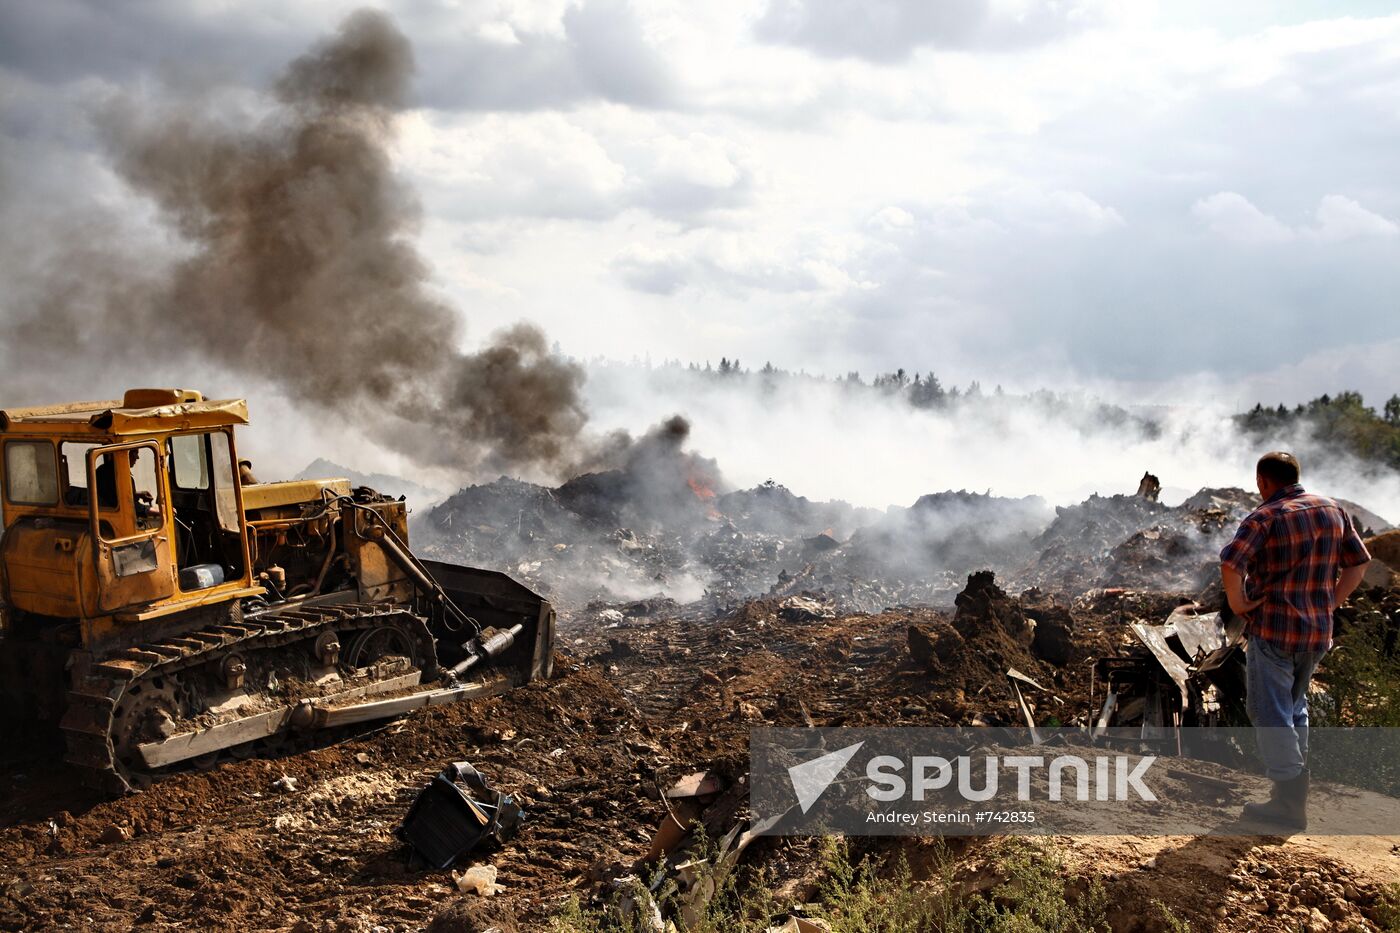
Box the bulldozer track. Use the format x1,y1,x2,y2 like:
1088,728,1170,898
60,601,438,795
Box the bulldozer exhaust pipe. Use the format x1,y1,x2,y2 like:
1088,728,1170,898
447,624,524,680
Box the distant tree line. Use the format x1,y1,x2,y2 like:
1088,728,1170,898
624,357,1154,434
1238,391,1400,471
672,356,1004,408
598,355,1398,473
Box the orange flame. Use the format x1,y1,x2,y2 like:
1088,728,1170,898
687,468,722,519
687,475,717,501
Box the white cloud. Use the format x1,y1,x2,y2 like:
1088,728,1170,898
753,0,1101,62
475,21,522,45
612,243,689,294
0,0,679,111
611,228,871,298
1312,194,1399,242
401,113,628,221
1192,191,1294,243
1192,191,1400,244
613,125,754,217
1009,188,1125,234
868,205,915,232
397,109,752,224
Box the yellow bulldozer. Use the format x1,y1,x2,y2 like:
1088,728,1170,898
0,389,554,793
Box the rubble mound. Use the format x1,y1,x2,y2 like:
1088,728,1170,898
419,471,1392,614
425,476,582,546
1017,490,1257,594
1022,493,1176,591
427,899,520,933
952,570,1034,645
714,481,876,538
1336,497,1394,536
850,490,1050,579
1177,486,1257,514
1362,530,1400,589
908,572,1067,710
1368,529,1400,570
552,470,636,528
1100,527,1205,590
554,465,714,533
1021,589,1077,667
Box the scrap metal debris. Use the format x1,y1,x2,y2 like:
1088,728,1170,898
1094,605,1247,735
397,761,523,869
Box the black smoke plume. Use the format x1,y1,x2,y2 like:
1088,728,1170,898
2,10,588,475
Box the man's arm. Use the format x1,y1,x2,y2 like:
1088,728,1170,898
1220,513,1268,617
1222,565,1265,616
1336,562,1368,606
1331,509,1372,605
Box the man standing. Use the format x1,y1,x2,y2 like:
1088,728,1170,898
1219,451,1370,829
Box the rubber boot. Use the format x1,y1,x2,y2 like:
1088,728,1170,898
1241,769,1308,830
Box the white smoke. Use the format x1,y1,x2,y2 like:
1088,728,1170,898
580,363,1400,524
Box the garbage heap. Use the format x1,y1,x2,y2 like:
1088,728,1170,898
415,465,1392,615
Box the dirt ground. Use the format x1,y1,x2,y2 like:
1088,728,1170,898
2,599,1397,932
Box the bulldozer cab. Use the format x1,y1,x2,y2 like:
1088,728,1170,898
1,390,258,639
84,434,249,604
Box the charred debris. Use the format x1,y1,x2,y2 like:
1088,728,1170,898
415,457,1394,745
414,454,1387,618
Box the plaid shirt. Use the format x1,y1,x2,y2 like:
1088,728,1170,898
1219,484,1371,652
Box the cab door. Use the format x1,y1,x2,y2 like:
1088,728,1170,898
87,442,176,612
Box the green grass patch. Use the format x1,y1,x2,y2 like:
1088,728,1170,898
549,835,1113,932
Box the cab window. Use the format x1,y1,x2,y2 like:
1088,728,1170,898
4,440,58,506
93,446,163,539
61,441,103,508
209,432,240,534
170,434,210,491
163,431,244,582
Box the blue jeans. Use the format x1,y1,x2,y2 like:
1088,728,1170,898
1246,635,1328,781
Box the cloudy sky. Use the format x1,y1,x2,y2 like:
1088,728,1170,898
2,0,1398,414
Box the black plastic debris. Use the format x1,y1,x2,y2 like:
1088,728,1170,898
397,761,524,868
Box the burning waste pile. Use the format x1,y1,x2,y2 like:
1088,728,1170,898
1016,488,1254,595
414,439,1396,618
1019,486,1390,595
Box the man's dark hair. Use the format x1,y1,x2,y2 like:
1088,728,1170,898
1257,451,1301,486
